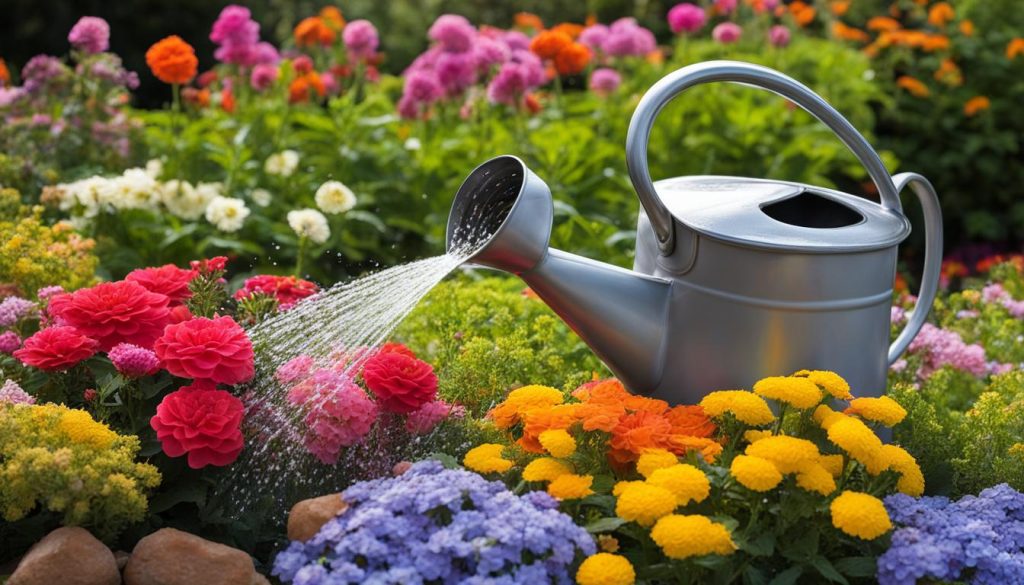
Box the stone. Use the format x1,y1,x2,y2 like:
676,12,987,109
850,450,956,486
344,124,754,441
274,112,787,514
250,575,271,585
287,493,347,542
123,528,255,585
8,526,120,585
114,551,131,571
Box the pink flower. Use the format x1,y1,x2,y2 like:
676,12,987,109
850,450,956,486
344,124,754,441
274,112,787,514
14,326,98,371
362,352,438,414
406,399,465,435
153,316,255,385
907,323,989,379
712,22,742,44
428,14,476,53
48,280,171,351
502,31,531,52
292,55,314,75
603,19,657,57
473,37,510,72
125,264,197,305
0,331,21,354
343,20,379,61
68,16,110,54
487,62,529,105
210,5,261,66
435,51,477,96
0,379,34,405
108,343,161,378
250,63,278,90
579,25,610,50
983,283,1010,303
37,286,65,302
589,68,622,95
769,25,791,47
275,354,315,385
287,369,378,464
151,383,245,468
667,4,707,34
715,0,738,13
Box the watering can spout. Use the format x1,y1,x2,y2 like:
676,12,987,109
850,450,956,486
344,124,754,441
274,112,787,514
446,155,672,393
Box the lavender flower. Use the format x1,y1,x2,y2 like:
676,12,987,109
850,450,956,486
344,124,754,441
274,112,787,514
21,55,69,93
0,296,36,327
0,379,35,405
68,16,110,54
272,460,595,584
907,323,989,379
0,331,21,354
343,20,379,61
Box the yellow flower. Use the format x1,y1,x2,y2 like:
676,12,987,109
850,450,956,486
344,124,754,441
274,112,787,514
830,491,892,540
646,464,711,506
636,449,679,478
650,515,736,559
58,410,117,450
699,391,775,426
615,482,677,526
879,444,925,496
793,370,852,400
827,417,884,470
547,474,594,500
819,454,846,478
730,455,783,492
813,405,846,430
488,385,564,429
576,553,636,585
743,430,772,443
612,480,645,496
463,444,513,474
522,457,572,482
538,429,576,458
846,396,907,427
753,376,823,409
795,461,837,496
745,436,820,474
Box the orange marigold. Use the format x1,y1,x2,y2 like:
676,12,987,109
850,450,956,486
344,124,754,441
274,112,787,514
830,1,851,16
927,2,955,27
934,58,962,86
959,20,974,37
0,58,9,86
789,1,817,27
573,379,630,403
666,405,716,438
608,410,674,466
866,16,901,32
964,96,990,117
624,394,670,414
515,12,544,31
146,35,198,85
833,22,870,43
577,401,626,432
554,43,591,76
530,30,573,60
288,71,326,103
551,23,585,39
1008,38,1024,60
671,435,724,463
897,76,929,98
295,16,336,47
320,6,345,29
921,34,950,52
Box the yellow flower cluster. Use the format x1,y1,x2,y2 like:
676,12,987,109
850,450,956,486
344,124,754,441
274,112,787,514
462,443,514,474
522,457,571,482
0,403,160,539
699,390,775,426
613,461,711,526
846,396,907,427
636,448,679,478
488,385,564,429
752,376,823,409
548,474,594,500
576,553,636,585
538,428,576,458
793,370,853,400
830,490,892,540
731,436,838,496
650,514,736,559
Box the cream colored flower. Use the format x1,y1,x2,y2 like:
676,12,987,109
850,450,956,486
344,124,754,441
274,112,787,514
288,208,331,244
161,180,212,220
251,188,272,207
205,196,250,232
315,180,357,214
265,150,300,176
145,158,164,179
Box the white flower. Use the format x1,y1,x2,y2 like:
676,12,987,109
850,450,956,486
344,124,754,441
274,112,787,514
265,150,300,177
288,208,331,244
205,196,250,232
145,158,164,179
160,180,212,220
251,188,272,207
64,176,105,217
98,169,159,211
404,137,422,151
314,181,357,214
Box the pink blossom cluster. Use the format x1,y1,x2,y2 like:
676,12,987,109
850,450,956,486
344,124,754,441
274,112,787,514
0,379,35,405
286,368,379,464
405,399,466,435
68,16,110,55
579,18,656,58
982,284,1024,318
343,20,380,61
209,5,279,68
906,323,989,379
665,1,789,46
108,342,162,378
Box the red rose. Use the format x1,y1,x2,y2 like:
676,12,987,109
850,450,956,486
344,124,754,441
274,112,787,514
150,383,244,468
154,316,255,385
48,280,171,351
233,275,318,309
14,326,98,371
189,256,228,274
361,352,437,414
377,342,417,359
126,264,198,304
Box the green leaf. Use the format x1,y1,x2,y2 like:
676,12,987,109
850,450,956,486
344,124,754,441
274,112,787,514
743,565,769,585
767,566,803,585
834,556,878,578
148,481,208,514
426,452,460,469
811,556,849,584
585,517,626,534
742,531,776,557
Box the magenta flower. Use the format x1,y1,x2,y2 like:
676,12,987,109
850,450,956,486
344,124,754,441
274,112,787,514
589,68,622,95
250,63,278,90
108,343,161,378
769,25,792,47
435,51,477,95
403,69,444,103
502,30,531,52
343,20,380,61
487,62,529,105
210,5,259,46
287,369,379,464
603,18,657,57
715,0,739,14
428,14,477,53
667,4,707,34
406,399,465,435
0,331,21,354
68,16,110,54
579,24,610,50
712,22,743,44
473,37,510,72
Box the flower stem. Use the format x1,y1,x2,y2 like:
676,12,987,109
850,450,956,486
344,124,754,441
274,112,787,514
295,235,308,277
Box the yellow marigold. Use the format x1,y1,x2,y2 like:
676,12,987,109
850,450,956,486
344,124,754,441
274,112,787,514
846,396,907,426
576,553,635,585
827,416,884,470
730,455,783,492
615,482,677,526
819,454,846,477
547,474,594,500
795,461,837,496
813,404,846,430
612,480,645,496
897,76,930,98
538,429,576,458
927,2,954,27
650,515,736,559
744,430,773,443
830,491,892,540
522,457,572,482
673,436,723,464
698,391,775,426
647,464,710,506
745,435,820,474
636,449,679,478
752,376,822,410
879,444,925,496
793,370,852,400
489,385,564,429
1008,38,1024,59
58,409,117,450
964,96,991,117
463,444,513,474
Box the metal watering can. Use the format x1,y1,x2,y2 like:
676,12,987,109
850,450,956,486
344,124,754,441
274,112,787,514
446,61,942,404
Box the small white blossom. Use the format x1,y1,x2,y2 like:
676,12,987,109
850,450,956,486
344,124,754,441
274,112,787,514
265,150,300,177
288,208,330,244
205,196,250,232
161,180,212,220
315,181,357,215
251,188,272,207
145,158,164,179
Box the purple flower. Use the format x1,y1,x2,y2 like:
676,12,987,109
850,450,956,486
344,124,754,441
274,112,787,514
255,42,280,65
403,69,444,104
667,3,707,34
769,25,792,47
429,15,477,53
37,286,65,301
487,62,528,105
0,332,22,354
502,31,531,52
579,25,610,50
21,55,68,93
250,63,278,91
68,16,110,54
473,37,510,72
108,343,161,378
603,18,657,57
589,68,622,95
0,379,34,405
343,20,379,61
713,22,743,44
0,296,36,328
435,51,477,96
0,87,25,108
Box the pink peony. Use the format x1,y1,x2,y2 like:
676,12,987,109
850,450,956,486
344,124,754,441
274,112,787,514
712,22,742,44
151,383,245,468
14,326,98,371
435,51,477,95
126,264,197,305
428,14,476,53
287,369,378,464
48,281,171,351
0,331,21,354
153,316,255,385
589,68,622,95
68,16,110,54
0,379,34,405
108,342,161,378
405,399,465,435
769,25,791,47
343,20,379,60
210,5,259,47
667,4,707,34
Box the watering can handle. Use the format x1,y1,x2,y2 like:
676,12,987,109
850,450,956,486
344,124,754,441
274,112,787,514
626,60,903,256
888,172,942,365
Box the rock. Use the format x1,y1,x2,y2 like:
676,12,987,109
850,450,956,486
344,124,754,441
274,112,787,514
123,528,255,585
8,526,120,585
250,575,271,585
114,551,131,571
287,493,347,542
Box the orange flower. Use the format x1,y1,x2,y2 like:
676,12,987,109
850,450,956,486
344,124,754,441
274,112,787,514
959,20,974,37
830,1,850,16
609,410,674,465
572,379,630,403
146,35,198,85
530,30,573,60
577,401,626,432
554,42,591,75
894,273,908,294
221,88,235,113
522,404,580,439
671,435,724,463
934,58,962,86
525,93,543,114
897,75,930,98
666,405,716,438
963,96,990,117
941,260,968,281
294,17,336,47
833,22,870,43
319,6,345,29
789,1,817,27
927,2,955,27
515,12,544,31
866,16,901,32
0,58,9,86
646,50,665,65
551,23,585,39
921,34,950,52
1008,38,1024,59
624,394,670,414
288,71,326,103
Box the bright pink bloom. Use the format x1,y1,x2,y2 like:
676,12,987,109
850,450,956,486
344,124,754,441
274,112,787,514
769,25,791,47
287,369,378,464
126,264,197,305
502,31,531,52
428,14,476,53
907,323,989,379
14,326,98,371
0,331,21,354
108,343,161,378
405,399,465,435
712,22,743,44
667,4,707,34
151,383,245,468
579,25,610,50
250,63,278,90
292,54,314,74
68,16,110,54
154,316,255,385
343,20,379,60
487,61,529,105
473,37,510,72
37,285,65,301
234,275,318,310
47,281,171,351
210,5,261,66
362,352,437,414
603,19,657,56
377,342,417,359
275,354,315,385
589,68,622,95
435,51,477,95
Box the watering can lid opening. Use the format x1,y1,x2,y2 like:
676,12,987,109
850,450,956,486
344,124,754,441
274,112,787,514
652,176,912,253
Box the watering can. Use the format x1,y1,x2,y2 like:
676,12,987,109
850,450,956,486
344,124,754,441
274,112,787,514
446,61,942,404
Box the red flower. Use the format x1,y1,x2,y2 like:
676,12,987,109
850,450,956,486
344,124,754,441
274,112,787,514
361,351,437,414
189,256,228,275
48,280,171,351
168,304,193,324
14,326,99,371
126,264,198,305
233,275,318,309
154,316,254,385
150,383,245,468
377,342,417,359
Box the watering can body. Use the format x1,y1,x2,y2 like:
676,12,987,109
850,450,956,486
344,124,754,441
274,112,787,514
446,61,942,404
